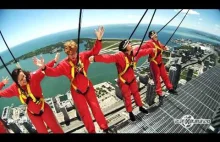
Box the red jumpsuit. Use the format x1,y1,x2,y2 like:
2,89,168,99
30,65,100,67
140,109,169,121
141,39,173,96
0,82,9,133
0,60,64,133
44,40,108,133
94,47,153,112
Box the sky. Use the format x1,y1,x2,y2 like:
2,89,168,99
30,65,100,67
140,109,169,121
0,9,220,53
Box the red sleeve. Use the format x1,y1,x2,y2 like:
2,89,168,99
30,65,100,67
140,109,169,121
94,53,119,64
141,41,153,50
44,62,64,77
0,83,16,98
0,82,4,90
31,59,56,82
83,40,102,58
135,48,153,60
46,59,56,67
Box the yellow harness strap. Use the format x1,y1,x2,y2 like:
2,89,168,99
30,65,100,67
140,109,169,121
18,84,44,114
69,59,89,93
150,42,164,65
118,56,136,84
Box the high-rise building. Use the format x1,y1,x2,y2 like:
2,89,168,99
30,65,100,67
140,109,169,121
146,79,156,106
181,55,187,63
1,106,13,122
198,47,202,53
169,64,181,90
115,83,123,100
204,60,210,68
23,121,37,133
7,119,22,133
52,97,61,113
139,74,149,85
186,68,194,81
60,107,70,126
194,47,198,53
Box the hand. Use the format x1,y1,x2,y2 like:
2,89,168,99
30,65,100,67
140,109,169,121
2,76,9,85
33,55,45,69
89,56,94,63
95,26,104,40
54,52,60,63
164,46,169,51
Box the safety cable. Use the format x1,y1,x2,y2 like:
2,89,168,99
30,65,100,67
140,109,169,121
134,9,157,57
0,31,21,68
164,9,190,47
157,9,183,34
76,9,83,65
128,9,148,40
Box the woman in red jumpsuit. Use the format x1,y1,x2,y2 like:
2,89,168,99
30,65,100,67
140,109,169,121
33,26,114,133
0,76,10,133
89,39,155,121
0,53,64,133
141,30,178,106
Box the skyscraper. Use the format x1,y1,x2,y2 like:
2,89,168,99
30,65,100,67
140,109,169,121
7,119,22,133
186,68,194,81
52,97,61,113
146,79,156,106
23,121,37,133
169,64,182,90
115,84,123,100
139,74,149,85
60,107,70,126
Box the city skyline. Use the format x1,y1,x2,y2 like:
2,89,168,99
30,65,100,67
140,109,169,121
0,9,220,53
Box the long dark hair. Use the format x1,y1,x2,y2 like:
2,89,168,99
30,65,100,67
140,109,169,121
11,68,31,93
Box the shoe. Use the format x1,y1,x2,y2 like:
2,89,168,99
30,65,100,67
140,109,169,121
158,95,164,107
139,106,149,114
129,112,136,121
103,128,117,133
168,89,178,95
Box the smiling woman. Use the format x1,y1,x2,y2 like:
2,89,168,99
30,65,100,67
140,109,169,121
0,53,64,133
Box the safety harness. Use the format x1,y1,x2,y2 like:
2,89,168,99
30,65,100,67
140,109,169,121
69,58,90,95
18,84,44,116
118,54,136,85
149,42,164,65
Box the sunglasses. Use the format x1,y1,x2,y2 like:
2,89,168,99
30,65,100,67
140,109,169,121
122,40,131,49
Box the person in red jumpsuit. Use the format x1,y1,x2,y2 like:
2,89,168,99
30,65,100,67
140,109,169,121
89,39,156,121
141,30,178,106
0,76,10,133
0,53,64,133
33,26,115,133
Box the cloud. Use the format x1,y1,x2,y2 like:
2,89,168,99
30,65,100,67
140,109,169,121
126,14,140,19
215,24,220,27
199,18,202,21
198,22,200,25
174,9,200,15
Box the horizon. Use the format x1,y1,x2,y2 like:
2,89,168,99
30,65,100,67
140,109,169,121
0,23,219,54
0,9,220,53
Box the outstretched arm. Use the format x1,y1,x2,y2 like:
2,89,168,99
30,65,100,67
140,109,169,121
89,53,118,64
84,26,104,58
0,76,9,90
139,41,152,50
33,54,64,77
32,53,61,81
44,64,64,77
0,84,16,98
135,48,155,60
